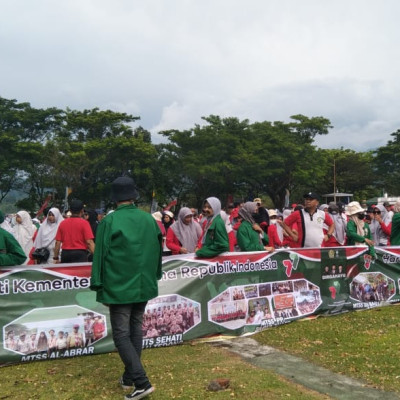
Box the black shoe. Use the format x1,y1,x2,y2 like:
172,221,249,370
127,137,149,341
119,376,133,390
125,384,154,399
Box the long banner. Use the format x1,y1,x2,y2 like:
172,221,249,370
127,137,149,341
1,246,400,366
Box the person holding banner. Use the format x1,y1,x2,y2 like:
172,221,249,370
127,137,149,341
346,201,376,257
281,192,335,248
166,207,202,254
12,210,36,263
91,176,162,400
195,197,230,258
33,207,64,263
0,210,27,266
236,202,272,252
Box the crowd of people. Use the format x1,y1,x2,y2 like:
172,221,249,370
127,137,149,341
142,302,198,338
0,203,103,266
158,193,400,259
2,191,400,267
4,181,399,400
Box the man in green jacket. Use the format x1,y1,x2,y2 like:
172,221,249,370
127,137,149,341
0,210,27,266
91,177,162,400
195,197,229,258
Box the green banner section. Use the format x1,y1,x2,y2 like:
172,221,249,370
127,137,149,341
1,246,400,365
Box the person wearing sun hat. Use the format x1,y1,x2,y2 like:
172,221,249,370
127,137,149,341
346,201,375,257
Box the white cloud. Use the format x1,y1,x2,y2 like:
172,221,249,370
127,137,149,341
1,0,400,151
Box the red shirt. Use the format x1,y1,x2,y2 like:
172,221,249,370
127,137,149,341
267,224,283,248
284,209,334,248
166,228,181,255
55,217,94,250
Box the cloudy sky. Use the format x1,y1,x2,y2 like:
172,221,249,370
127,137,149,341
1,1,399,151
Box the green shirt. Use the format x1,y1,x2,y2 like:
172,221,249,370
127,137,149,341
0,228,27,266
390,213,400,245
346,220,375,257
237,220,269,252
90,203,162,304
195,215,229,258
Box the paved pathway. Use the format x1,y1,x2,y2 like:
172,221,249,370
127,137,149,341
212,337,399,400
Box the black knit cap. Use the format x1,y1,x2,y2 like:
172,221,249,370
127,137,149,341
111,177,138,202
70,199,84,212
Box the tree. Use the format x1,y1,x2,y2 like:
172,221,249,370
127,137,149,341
159,116,251,208
159,114,333,209
373,129,400,195
60,108,139,141
45,108,156,208
318,148,377,201
0,97,63,204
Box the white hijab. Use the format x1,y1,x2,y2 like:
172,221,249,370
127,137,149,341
34,207,64,249
13,210,35,258
201,197,221,244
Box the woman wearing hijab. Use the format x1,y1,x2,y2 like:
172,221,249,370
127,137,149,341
162,211,174,233
322,202,347,247
195,197,229,258
346,201,375,257
166,207,202,254
12,210,36,264
236,202,271,252
370,204,391,246
33,207,64,263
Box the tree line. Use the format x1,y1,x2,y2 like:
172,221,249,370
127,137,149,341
0,96,398,213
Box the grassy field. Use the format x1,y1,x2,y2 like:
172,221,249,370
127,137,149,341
256,305,400,393
0,343,327,400
1,306,399,399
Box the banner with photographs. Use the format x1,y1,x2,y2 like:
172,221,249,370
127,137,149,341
1,246,400,366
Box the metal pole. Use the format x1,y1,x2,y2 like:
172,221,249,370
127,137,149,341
333,158,336,203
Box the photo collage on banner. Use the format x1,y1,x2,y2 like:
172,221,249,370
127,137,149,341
142,294,201,348
208,278,322,330
3,305,107,361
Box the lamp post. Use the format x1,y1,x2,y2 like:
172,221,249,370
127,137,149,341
333,158,336,203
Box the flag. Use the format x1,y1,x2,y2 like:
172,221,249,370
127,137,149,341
63,187,73,212
36,194,52,217
163,199,177,211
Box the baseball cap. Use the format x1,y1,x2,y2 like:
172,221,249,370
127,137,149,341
303,192,320,201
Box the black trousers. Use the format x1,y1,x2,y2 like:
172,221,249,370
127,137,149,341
61,249,88,263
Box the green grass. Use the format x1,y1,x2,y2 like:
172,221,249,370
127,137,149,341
3,306,400,399
0,344,326,400
255,305,400,392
